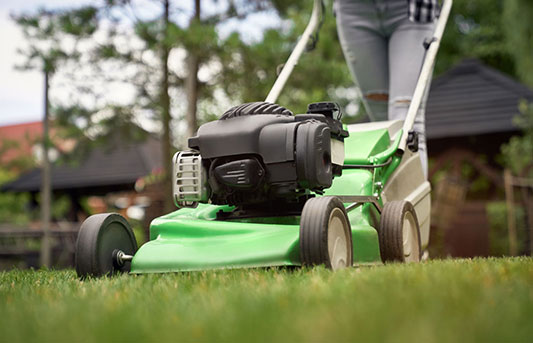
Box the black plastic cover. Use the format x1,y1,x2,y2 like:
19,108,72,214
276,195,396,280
407,131,419,152
189,115,295,159
306,102,349,140
214,158,265,189
220,102,293,120
295,121,332,189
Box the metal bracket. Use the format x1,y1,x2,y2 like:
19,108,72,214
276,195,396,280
407,131,419,152
333,195,382,213
343,157,393,169
423,37,438,50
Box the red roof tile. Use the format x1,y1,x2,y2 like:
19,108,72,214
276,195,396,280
0,121,43,164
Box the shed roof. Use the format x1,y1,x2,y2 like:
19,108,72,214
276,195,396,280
1,138,162,193
426,59,533,139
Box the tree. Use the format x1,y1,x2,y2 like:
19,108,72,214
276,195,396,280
219,0,357,119
503,0,533,88
161,0,173,211
436,0,514,76
501,101,533,177
500,0,533,176
13,6,99,267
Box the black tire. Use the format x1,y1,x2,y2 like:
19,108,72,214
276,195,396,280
220,102,293,120
300,196,353,270
378,200,421,263
75,213,137,279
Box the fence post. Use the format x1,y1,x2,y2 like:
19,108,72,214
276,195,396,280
504,169,517,256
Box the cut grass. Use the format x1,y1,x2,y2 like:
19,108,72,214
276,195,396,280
1,258,532,342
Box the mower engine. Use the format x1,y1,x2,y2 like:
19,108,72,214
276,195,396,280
173,102,348,209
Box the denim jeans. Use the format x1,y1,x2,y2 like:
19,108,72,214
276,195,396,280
335,0,435,176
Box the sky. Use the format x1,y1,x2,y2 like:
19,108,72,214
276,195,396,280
0,0,279,127
0,1,63,126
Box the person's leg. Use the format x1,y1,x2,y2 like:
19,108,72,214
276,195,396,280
385,2,435,177
335,0,389,121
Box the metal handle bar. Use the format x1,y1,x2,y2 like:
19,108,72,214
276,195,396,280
398,0,453,152
265,0,323,104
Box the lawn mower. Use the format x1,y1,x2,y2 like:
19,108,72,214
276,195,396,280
75,0,452,277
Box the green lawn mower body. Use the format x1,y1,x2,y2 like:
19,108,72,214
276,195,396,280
130,120,431,273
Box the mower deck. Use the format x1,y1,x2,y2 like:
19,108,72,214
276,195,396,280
130,200,381,273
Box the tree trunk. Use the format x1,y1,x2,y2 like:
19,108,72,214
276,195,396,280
161,0,173,212
40,70,52,268
185,0,201,138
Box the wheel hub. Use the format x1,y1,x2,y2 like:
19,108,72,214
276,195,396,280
328,208,349,270
402,212,419,262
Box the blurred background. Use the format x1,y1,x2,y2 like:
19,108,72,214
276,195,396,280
0,0,531,269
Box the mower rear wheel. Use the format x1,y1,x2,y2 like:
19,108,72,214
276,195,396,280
300,196,353,270
378,200,421,263
75,213,137,279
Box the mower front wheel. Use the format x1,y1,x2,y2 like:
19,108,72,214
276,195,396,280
300,196,353,270
75,213,137,279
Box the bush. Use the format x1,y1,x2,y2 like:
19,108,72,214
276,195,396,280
486,201,527,256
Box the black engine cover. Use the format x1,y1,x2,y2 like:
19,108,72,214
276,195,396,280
188,109,346,206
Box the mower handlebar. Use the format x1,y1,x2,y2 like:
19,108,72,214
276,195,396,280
398,0,453,152
265,0,324,104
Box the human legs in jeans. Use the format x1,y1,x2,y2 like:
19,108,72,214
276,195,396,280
335,0,435,177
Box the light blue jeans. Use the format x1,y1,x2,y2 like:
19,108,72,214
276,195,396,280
335,0,435,176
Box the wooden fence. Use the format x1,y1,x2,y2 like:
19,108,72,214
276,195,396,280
0,223,80,269
504,169,533,256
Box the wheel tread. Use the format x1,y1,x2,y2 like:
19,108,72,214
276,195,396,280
300,196,353,269
75,213,137,279
379,200,421,263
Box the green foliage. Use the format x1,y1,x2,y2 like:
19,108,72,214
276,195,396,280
58,7,98,36
1,259,533,342
437,0,533,87
219,0,356,118
0,138,35,172
170,21,219,59
500,101,533,176
13,5,110,169
50,195,71,221
486,202,527,256
13,6,99,73
503,0,533,88
436,0,514,76
0,165,87,225
0,171,32,225
128,218,147,247
134,20,162,50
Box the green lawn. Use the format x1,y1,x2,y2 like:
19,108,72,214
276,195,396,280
1,258,532,342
